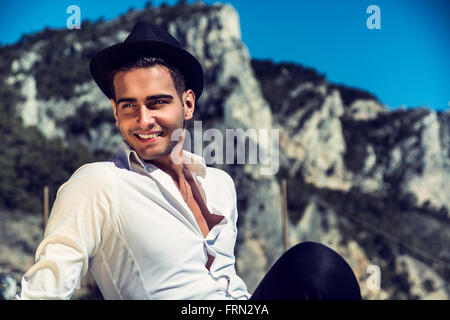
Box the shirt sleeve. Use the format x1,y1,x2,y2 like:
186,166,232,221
17,163,116,300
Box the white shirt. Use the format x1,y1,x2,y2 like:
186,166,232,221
18,141,251,300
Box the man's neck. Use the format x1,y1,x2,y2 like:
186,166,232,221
147,147,186,187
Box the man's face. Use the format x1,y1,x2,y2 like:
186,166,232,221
111,65,195,162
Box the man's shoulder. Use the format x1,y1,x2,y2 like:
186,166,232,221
204,166,234,185
203,166,236,199
71,161,116,179
58,161,117,196
203,166,238,214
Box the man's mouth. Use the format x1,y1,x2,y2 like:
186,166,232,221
135,132,163,139
133,132,164,144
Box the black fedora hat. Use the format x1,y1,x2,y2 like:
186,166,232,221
89,21,203,100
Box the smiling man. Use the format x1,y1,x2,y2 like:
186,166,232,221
18,22,362,300
109,58,219,270
111,61,189,163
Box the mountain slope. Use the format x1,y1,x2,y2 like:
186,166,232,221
0,1,448,299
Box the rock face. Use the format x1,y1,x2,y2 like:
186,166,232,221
0,210,42,289
0,2,448,299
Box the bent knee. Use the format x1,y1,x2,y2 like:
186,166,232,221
282,242,354,276
284,241,339,261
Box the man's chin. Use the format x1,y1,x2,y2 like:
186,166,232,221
124,137,179,162
136,149,162,161
135,146,171,162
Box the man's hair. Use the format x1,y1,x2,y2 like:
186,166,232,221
109,56,186,101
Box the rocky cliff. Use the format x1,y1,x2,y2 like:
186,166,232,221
0,1,448,299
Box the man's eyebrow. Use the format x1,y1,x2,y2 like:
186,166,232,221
116,97,137,105
145,94,174,101
116,95,174,105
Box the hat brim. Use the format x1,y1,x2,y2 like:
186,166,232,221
89,40,203,100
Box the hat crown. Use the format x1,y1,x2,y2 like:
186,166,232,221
90,21,203,100
125,21,181,48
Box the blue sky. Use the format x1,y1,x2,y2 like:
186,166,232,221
0,0,448,110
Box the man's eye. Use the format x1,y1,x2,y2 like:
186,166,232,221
122,103,134,109
146,100,165,108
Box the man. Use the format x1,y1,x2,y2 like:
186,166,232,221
18,22,362,300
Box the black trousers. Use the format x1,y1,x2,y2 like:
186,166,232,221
249,242,362,300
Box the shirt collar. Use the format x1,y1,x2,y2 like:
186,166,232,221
112,140,207,178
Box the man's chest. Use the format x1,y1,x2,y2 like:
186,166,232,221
114,171,233,252
184,172,224,239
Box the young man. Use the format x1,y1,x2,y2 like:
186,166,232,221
18,22,362,300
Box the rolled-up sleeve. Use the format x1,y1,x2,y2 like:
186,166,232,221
18,164,115,299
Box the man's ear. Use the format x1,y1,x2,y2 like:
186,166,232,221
182,89,195,121
110,98,119,127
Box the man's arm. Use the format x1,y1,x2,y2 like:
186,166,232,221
18,163,115,299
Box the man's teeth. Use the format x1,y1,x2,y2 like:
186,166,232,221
137,132,161,139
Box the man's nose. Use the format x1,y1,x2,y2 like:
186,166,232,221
137,105,156,128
